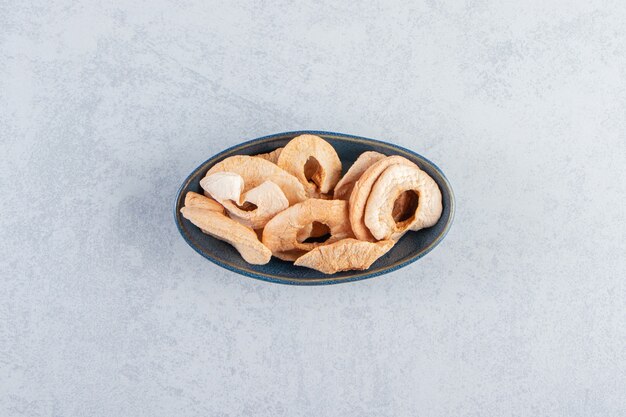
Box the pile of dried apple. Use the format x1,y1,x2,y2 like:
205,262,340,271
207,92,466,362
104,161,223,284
180,134,443,274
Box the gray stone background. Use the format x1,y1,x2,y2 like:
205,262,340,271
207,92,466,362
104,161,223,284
1,1,625,416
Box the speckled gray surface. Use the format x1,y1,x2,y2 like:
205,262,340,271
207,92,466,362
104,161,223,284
1,1,625,416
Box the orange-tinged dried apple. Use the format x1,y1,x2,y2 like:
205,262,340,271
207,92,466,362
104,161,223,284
184,191,224,213
294,238,394,274
262,199,353,261
254,147,283,164
333,151,386,200
180,206,272,265
277,134,342,197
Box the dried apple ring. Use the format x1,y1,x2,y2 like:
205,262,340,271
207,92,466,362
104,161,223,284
349,155,418,241
262,199,353,261
364,164,442,241
277,134,342,197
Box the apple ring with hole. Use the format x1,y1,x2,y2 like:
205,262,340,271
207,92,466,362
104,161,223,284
364,164,442,241
277,134,342,198
262,199,353,261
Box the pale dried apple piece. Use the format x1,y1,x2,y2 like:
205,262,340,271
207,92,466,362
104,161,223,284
277,134,342,197
294,238,394,274
254,147,283,164
201,172,244,202
364,164,442,241
180,206,272,265
349,155,419,241
240,180,288,216
184,191,224,213
225,181,289,229
200,172,288,229
262,199,353,261
333,151,386,200
206,155,306,205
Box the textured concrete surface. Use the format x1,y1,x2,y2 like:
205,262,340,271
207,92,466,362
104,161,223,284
1,1,625,416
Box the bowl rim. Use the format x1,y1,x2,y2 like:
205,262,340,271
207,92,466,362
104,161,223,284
174,130,455,285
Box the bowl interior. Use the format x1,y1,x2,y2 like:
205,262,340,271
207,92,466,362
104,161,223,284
175,132,454,285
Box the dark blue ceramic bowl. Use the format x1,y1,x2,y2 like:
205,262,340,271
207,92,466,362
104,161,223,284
174,131,455,285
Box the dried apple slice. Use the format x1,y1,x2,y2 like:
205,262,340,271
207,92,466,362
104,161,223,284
180,206,272,265
200,172,288,229
364,164,442,241
262,199,353,261
333,151,386,200
294,239,394,274
349,155,418,241
254,147,283,164
206,155,306,205
184,191,224,213
277,134,342,197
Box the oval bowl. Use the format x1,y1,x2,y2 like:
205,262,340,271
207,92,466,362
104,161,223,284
174,131,455,285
